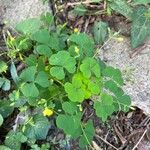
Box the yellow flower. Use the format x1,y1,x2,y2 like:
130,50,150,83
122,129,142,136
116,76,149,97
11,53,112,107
74,28,79,33
43,107,53,117
115,37,124,42
75,46,80,53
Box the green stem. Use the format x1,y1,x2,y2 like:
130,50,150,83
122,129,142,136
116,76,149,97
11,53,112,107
80,123,94,150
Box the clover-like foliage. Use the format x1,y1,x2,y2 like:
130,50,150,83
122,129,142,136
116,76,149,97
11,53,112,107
49,51,76,80
0,13,132,150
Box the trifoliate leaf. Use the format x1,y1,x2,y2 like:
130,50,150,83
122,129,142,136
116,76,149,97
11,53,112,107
49,51,76,79
62,102,78,115
80,57,101,78
93,21,108,44
0,114,3,126
31,30,60,51
36,44,52,57
15,18,42,34
24,115,49,140
109,0,133,19
5,130,27,150
64,82,85,102
69,33,95,57
0,61,8,73
21,83,39,97
56,114,82,137
35,71,49,88
102,66,124,86
79,120,95,148
131,7,150,48
94,93,115,121
50,66,65,80
20,66,36,82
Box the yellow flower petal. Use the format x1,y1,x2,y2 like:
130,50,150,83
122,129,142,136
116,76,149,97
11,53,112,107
74,28,79,33
43,108,53,117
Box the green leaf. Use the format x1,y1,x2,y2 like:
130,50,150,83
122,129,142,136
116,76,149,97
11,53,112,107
131,7,150,48
102,66,124,86
104,80,124,97
94,93,115,121
36,44,52,57
0,78,11,91
56,114,82,137
10,62,19,84
31,30,60,51
15,18,42,34
21,83,39,97
79,120,95,148
20,66,36,82
62,102,78,115
49,51,76,79
114,95,131,112
93,21,108,44
73,4,87,16
133,0,150,5
0,114,3,126
25,54,37,66
0,61,8,73
35,71,49,88
40,12,54,26
5,130,27,150
0,146,11,150
31,29,50,44
50,66,65,80
80,57,101,78
64,82,85,102
88,81,100,95
69,33,95,57
0,100,14,118
109,0,133,19
24,115,49,140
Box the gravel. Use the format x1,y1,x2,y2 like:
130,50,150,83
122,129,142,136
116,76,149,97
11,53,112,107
0,0,49,26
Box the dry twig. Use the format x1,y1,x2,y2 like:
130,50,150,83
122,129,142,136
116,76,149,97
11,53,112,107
95,134,118,150
131,129,148,150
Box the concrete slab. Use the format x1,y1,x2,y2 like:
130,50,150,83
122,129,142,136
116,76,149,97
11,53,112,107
99,38,150,115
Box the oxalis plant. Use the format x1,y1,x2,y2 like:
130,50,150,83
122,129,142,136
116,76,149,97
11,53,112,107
0,13,131,149
71,0,150,48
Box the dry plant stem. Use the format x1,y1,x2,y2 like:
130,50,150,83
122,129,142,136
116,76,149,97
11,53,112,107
113,125,127,145
95,134,118,150
67,0,96,6
130,44,147,58
131,129,148,150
